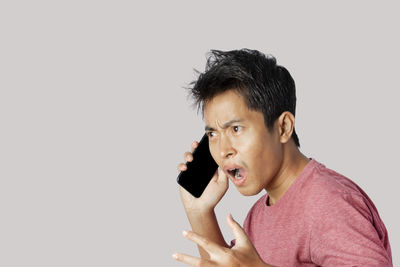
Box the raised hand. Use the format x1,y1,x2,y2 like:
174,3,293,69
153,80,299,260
173,214,273,267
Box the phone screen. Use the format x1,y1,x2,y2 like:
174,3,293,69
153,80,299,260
177,134,219,198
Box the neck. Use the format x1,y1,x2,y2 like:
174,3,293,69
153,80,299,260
266,143,309,206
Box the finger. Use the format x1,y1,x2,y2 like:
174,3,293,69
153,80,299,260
184,152,193,162
183,230,221,252
217,167,228,183
191,141,198,153
209,168,219,183
172,252,201,266
177,163,187,171
226,214,249,245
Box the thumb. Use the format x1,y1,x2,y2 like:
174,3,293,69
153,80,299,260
226,214,249,246
217,167,228,183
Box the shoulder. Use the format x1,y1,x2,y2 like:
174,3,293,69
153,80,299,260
304,161,391,265
304,160,371,209
305,160,362,194
293,160,378,228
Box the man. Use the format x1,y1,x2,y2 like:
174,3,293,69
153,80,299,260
173,49,392,266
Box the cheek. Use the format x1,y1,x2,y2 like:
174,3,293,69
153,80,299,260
243,135,282,169
258,140,282,164
239,133,268,157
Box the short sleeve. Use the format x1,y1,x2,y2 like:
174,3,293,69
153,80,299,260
310,192,392,266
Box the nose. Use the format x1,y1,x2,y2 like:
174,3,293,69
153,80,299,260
219,135,235,159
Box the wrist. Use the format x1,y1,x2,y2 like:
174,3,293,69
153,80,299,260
185,206,215,217
182,200,215,215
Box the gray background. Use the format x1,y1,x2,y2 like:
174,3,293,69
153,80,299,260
0,1,399,266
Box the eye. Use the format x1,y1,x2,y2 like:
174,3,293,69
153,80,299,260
206,131,216,138
233,126,242,133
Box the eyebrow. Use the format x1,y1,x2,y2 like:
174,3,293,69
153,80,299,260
205,118,244,131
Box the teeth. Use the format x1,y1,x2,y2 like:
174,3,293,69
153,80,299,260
234,169,241,179
227,168,243,179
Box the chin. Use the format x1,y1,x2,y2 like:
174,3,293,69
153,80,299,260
237,185,262,196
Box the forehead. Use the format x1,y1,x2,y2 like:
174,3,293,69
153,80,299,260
203,90,250,124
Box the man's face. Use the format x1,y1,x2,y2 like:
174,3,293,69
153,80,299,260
204,90,284,196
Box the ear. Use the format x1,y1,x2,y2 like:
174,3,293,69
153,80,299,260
277,111,295,144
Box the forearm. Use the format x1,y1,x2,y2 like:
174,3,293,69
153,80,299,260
186,209,228,259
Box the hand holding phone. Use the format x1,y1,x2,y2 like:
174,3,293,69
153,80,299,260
177,134,219,198
177,135,229,211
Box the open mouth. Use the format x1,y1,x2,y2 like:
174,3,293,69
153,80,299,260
227,168,244,180
224,164,247,186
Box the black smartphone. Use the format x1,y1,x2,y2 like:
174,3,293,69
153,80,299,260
177,134,219,198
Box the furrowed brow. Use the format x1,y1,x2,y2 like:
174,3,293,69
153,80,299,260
205,119,243,131
222,119,243,128
205,125,215,131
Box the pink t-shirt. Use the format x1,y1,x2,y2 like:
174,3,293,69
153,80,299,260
243,159,392,267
